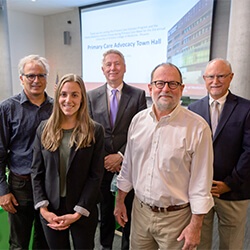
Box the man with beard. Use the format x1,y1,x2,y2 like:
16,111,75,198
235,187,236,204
114,63,214,250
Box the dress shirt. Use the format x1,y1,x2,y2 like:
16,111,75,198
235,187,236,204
209,90,229,118
107,82,124,159
117,104,214,214
0,90,53,196
107,82,123,113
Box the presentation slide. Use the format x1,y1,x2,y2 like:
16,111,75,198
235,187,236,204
80,0,214,99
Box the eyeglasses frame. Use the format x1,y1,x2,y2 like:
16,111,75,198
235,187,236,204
204,73,231,81
22,74,47,81
151,80,182,90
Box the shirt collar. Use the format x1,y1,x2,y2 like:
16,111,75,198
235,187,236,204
20,90,30,104
107,82,123,95
20,90,51,106
209,90,229,106
150,103,181,122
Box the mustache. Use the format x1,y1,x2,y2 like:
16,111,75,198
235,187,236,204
158,93,173,98
211,84,222,87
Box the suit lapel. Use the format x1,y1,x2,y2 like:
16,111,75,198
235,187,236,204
54,143,77,175
97,84,111,129
201,96,211,125
113,83,131,130
52,150,60,172
67,145,77,174
213,92,237,140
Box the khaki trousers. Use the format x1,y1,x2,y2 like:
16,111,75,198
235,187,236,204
130,196,192,250
198,197,249,250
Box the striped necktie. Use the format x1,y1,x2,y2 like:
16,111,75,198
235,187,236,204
211,100,219,136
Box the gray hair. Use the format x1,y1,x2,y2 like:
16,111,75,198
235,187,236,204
150,63,183,83
18,54,49,76
102,49,125,65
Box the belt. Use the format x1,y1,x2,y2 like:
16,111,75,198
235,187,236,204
10,171,31,180
143,201,190,213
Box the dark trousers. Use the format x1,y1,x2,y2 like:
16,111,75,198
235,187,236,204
8,172,48,250
100,179,116,249
100,175,134,250
40,197,98,250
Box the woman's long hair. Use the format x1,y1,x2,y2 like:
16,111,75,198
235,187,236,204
41,74,95,151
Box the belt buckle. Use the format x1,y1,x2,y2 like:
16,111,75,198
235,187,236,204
150,205,158,212
150,205,165,213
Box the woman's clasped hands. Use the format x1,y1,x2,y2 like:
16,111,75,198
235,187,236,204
40,207,81,231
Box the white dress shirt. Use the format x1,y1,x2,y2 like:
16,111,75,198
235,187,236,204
117,103,214,214
209,90,229,118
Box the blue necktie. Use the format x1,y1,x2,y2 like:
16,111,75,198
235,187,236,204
110,89,118,127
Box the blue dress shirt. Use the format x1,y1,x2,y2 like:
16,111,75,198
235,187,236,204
0,90,53,196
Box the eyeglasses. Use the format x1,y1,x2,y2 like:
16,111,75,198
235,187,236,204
204,73,231,81
151,80,182,90
23,74,47,81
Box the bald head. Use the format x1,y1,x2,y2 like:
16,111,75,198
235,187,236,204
203,59,234,100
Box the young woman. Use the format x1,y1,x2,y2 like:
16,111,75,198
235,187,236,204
31,74,104,249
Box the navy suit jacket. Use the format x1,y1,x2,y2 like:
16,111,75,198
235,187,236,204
87,82,147,182
31,121,104,213
188,91,250,200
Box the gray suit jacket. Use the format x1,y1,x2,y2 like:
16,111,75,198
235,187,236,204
87,82,147,182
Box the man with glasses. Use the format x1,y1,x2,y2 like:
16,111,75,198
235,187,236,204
0,54,53,249
114,63,214,249
87,49,147,250
188,58,250,249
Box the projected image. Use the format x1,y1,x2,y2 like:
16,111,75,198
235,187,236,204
80,0,214,100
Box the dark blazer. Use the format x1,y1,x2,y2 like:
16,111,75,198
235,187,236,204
31,121,104,213
87,82,147,181
188,91,250,200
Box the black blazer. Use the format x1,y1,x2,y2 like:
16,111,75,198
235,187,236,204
87,82,147,182
31,121,104,213
87,82,147,155
188,91,250,200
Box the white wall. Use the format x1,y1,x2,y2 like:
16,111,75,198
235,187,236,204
0,0,12,101
7,8,81,98
227,0,250,99
7,10,45,95
44,8,82,96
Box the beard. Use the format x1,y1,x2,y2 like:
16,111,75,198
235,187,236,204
153,92,177,111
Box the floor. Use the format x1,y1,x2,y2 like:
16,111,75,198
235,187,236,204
94,225,121,250
94,203,250,249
